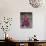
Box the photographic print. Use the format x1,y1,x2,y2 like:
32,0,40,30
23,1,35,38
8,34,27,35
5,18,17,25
20,12,32,28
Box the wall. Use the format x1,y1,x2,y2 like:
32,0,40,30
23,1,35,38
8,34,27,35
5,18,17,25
0,0,46,40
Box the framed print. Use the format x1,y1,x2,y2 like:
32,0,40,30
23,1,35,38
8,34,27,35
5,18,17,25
20,12,32,28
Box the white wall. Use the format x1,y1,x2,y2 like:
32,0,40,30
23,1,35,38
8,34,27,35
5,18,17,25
0,0,46,40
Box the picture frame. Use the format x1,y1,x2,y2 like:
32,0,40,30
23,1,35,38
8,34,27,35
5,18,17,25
20,12,32,28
